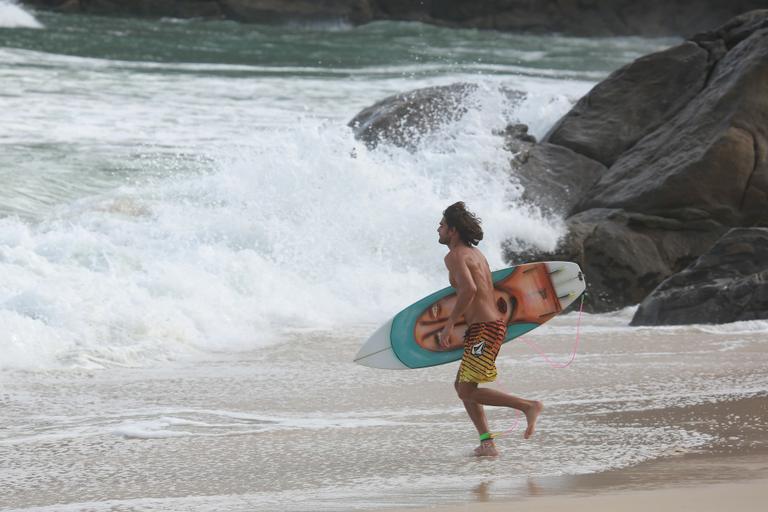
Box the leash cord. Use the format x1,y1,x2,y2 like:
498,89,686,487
492,293,586,439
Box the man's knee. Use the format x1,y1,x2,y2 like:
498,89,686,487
456,382,476,401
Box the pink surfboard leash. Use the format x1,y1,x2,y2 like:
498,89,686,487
492,292,586,439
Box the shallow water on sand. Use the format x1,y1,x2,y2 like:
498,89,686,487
2,311,767,511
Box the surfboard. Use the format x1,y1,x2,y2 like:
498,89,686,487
354,261,585,369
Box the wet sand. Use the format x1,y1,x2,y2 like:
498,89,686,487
1,316,767,511
390,395,768,512
392,477,768,512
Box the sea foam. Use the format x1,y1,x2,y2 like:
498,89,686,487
0,1,43,29
0,83,572,370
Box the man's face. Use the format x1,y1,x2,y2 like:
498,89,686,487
437,217,453,245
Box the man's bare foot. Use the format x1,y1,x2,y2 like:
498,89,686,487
473,440,499,457
524,401,543,439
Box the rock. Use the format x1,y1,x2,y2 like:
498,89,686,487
348,84,525,150
375,0,768,37
347,83,478,150
502,11,768,314
22,1,768,36
219,0,373,24
510,140,607,217
23,0,371,21
27,0,79,12
506,208,727,312
631,228,768,325
38,0,226,18
500,123,536,153
693,8,768,49
543,42,711,167
574,11,768,227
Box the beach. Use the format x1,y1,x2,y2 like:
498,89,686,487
391,400,768,512
2,5,767,511
2,310,767,511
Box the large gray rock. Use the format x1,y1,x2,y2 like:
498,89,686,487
348,84,525,150
543,42,711,167
510,11,768,314
631,228,768,325
347,83,479,150
575,11,768,227
507,208,727,312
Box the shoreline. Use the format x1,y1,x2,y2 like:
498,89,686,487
385,394,768,512
2,332,765,511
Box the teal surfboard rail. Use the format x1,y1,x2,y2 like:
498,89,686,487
390,267,539,369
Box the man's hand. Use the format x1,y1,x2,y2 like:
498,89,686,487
438,323,454,349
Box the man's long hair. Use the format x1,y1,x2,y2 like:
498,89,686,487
443,202,483,246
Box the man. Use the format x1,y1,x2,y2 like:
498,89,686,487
437,201,543,457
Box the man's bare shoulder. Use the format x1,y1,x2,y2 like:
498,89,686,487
444,247,471,265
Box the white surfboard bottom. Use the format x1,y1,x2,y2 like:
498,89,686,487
354,318,408,369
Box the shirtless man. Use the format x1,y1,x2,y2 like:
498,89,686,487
437,202,543,457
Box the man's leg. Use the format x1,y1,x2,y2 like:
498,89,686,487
455,378,498,456
454,377,499,457
455,380,489,433
457,382,543,440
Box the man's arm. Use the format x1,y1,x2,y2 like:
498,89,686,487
439,254,477,349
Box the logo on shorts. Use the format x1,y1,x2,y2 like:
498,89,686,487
471,341,486,357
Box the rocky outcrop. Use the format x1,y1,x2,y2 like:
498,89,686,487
351,10,768,316
346,11,768,317
563,11,768,227
507,10,768,314
631,228,768,325
21,1,768,36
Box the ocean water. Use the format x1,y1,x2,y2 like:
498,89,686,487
2,3,767,511
0,3,681,370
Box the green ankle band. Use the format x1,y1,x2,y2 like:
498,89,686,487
479,432,492,441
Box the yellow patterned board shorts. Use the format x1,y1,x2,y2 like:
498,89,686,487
457,319,507,384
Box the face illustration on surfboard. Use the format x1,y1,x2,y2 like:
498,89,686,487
413,262,561,352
